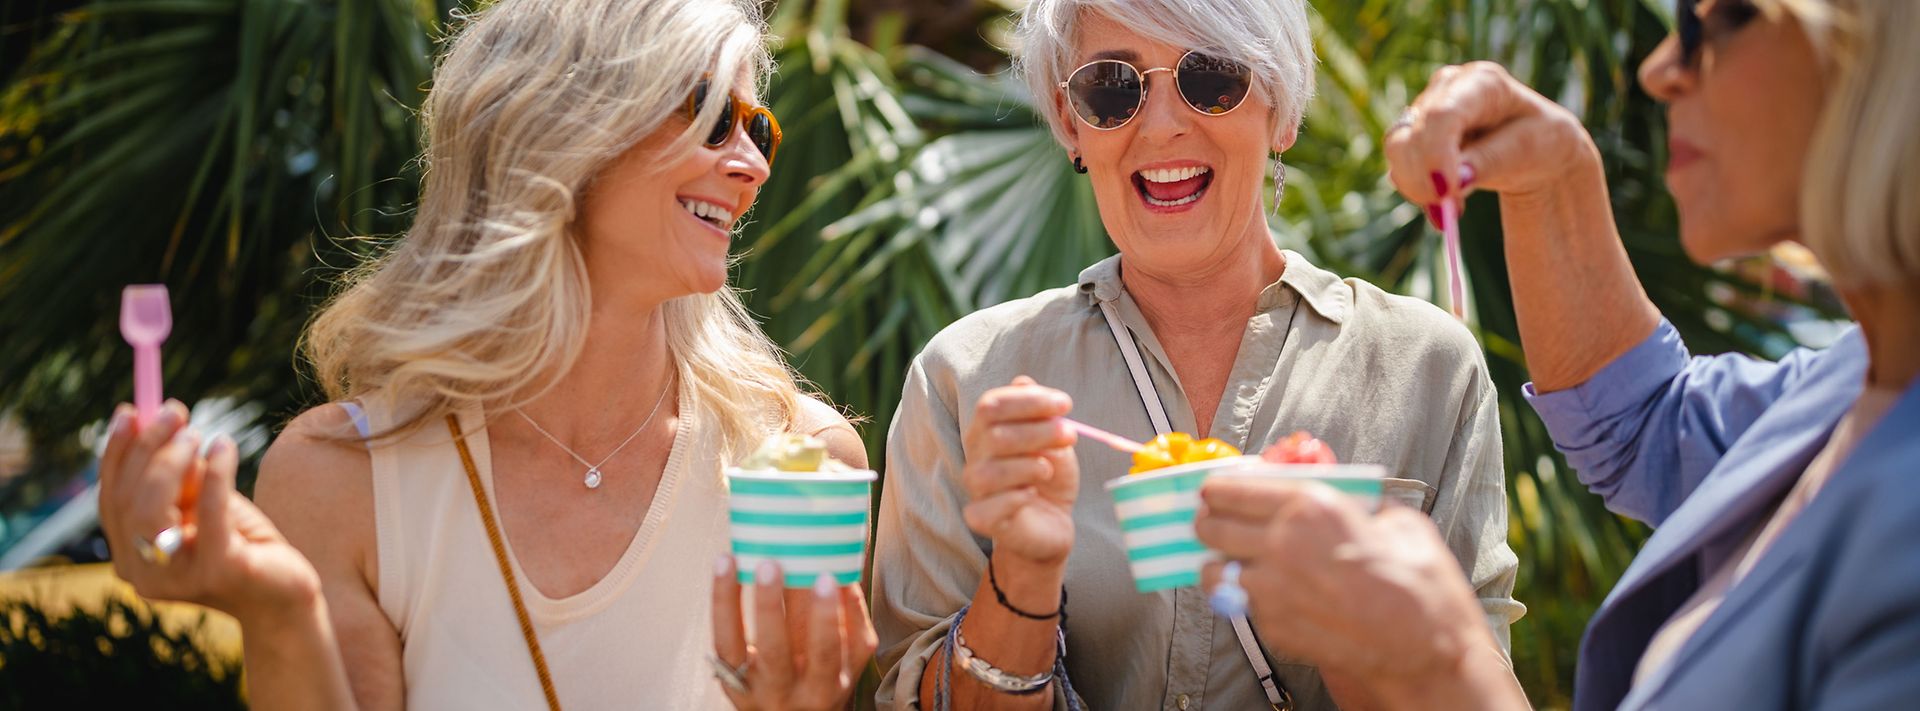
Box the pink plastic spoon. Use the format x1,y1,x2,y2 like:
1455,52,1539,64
1064,418,1142,454
119,285,172,427
1435,165,1476,321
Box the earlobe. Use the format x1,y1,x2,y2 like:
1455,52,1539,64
1274,123,1299,155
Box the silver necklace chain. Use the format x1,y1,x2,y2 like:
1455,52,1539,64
514,381,672,491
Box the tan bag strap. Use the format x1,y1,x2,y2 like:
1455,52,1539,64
447,415,563,711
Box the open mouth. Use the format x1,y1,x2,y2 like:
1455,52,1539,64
679,198,736,231
1133,165,1212,210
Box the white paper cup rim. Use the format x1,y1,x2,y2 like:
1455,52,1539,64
1103,455,1264,491
1214,462,1390,480
725,466,877,483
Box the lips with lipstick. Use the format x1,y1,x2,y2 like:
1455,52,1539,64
1134,166,1212,209
679,197,736,230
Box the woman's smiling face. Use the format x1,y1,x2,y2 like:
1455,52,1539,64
1063,13,1292,278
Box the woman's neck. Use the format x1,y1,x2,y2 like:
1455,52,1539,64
1841,281,1920,391
1122,229,1287,340
514,289,678,437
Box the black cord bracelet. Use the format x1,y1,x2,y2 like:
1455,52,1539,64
987,555,1067,620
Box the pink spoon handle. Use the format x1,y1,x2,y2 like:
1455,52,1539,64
1441,199,1466,320
1064,418,1142,453
134,345,162,427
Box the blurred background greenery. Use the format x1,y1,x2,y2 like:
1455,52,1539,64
0,0,1843,706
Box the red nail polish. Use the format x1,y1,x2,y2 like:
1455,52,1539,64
1426,205,1444,229
1430,171,1450,199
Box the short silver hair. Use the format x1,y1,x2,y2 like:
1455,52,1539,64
1012,0,1318,150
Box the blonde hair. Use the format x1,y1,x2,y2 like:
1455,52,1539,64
1777,0,1920,288
303,0,801,455
1011,0,1318,151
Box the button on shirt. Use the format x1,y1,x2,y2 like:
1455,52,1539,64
871,252,1523,709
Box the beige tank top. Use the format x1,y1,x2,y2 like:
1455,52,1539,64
349,383,733,710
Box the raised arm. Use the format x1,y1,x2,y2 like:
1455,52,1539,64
1386,60,1661,395
97,400,369,711
870,361,1079,710
1386,61,1833,524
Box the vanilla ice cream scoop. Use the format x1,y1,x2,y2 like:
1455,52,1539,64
739,432,850,472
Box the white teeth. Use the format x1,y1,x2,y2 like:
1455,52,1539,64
1144,191,1202,207
679,199,735,227
1137,166,1210,184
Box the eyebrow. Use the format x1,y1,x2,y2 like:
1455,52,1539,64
1086,49,1139,62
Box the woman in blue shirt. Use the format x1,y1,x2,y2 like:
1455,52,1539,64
1193,1,1920,709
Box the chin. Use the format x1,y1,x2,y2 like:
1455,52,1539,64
1679,225,1779,267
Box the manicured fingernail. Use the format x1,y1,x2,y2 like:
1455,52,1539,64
157,408,182,429
1430,171,1450,199
814,573,836,598
756,561,778,586
1426,205,1444,229
715,555,732,577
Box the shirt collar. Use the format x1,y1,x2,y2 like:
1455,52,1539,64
1077,250,1350,325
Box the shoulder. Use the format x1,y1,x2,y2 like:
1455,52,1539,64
916,283,1087,377
793,394,868,469
1334,278,1489,382
256,404,378,578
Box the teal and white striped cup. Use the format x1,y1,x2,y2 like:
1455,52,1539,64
1105,455,1263,593
1214,462,1389,511
725,467,877,588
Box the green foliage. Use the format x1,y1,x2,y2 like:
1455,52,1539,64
0,1,1839,706
0,0,453,493
0,596,245,708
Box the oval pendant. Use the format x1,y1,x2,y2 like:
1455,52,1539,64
584,468,603,489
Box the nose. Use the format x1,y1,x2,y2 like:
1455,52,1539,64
1131,69,1194,144
718,122,769,187
1637,34,1693,104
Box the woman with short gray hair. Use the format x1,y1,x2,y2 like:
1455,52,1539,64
869,0,1523,708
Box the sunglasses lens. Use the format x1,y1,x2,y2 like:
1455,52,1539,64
747,111,778,161
1066,61,1144,129
691,81,735,147
1677,0,1702,65
1177,52,1251,115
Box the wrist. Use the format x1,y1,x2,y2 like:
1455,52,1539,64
1369,629,1524,711
228,568,324,632
990,549,1067,614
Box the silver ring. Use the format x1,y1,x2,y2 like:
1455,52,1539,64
709,653,751,695
134,526,182,566
1390,107,1417,133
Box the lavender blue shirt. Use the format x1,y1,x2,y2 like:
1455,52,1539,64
1525,320,1920,711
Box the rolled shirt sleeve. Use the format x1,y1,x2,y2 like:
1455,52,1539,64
870,356,984,710
1523,319,1830,526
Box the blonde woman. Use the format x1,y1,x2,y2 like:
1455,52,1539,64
92,0,876,709
1196,0,1920,709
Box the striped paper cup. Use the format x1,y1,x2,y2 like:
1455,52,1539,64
1214,462,1390,512
1104,455,1263,593
725,467,877,588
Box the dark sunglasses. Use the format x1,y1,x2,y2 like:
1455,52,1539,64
1676,0,1761,68
686,80,782,164
1058,50,1253,130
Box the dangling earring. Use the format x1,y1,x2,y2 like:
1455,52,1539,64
1073,156,1088,174
1271,153,1285,216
